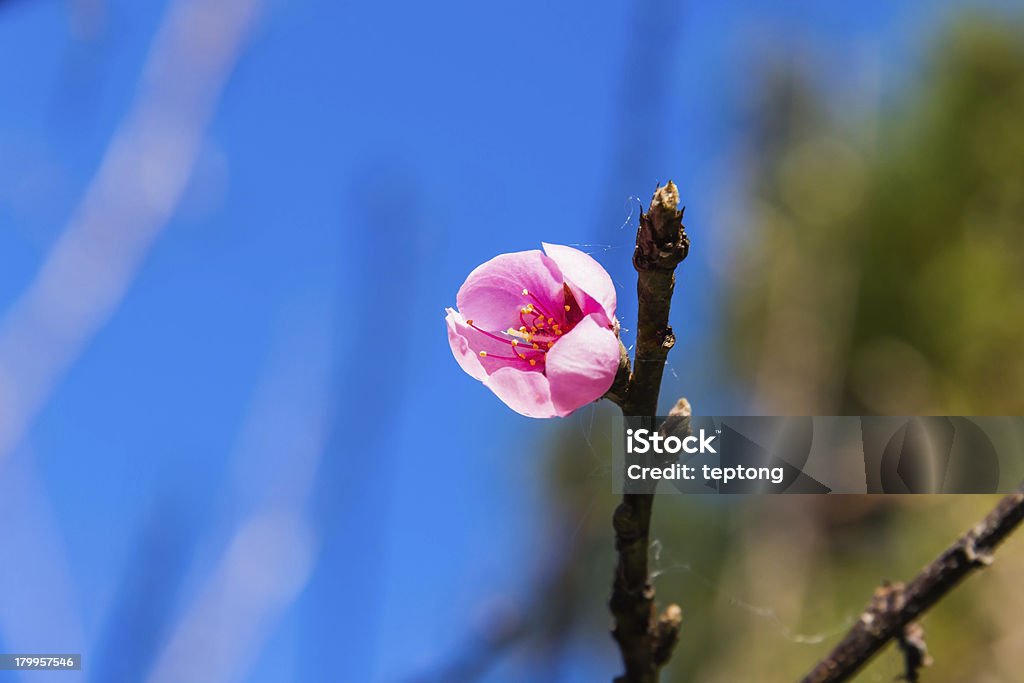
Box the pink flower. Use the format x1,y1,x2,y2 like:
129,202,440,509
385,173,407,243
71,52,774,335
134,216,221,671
446,243,620,418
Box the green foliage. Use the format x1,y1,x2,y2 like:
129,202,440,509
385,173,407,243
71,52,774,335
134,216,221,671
729,18,1024,415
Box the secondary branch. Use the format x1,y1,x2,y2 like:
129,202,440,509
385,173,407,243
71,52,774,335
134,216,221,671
800,484,1024,683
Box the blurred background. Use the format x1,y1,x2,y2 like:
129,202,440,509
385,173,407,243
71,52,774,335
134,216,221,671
1,0,1023,681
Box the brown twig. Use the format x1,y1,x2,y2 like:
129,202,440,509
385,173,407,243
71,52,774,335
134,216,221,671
605,181,689,683
800,484,1024,683
896,621,931,682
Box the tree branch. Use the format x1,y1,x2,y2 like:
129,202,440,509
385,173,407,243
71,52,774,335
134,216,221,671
896,621,931,682
608,181,690,683
800,483,1024,683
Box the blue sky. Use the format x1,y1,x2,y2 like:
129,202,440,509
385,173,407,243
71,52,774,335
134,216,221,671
0,0,1012,681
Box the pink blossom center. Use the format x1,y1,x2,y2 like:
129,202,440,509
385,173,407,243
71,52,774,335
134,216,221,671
467,284,584,370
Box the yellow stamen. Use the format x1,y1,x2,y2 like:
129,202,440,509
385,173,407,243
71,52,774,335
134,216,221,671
479,351,487,357
547,342,554,348
522,288,529,296
466,319,473,325
563,305,570,312
532,343,539,350
529,359,537,366
507,328,530,342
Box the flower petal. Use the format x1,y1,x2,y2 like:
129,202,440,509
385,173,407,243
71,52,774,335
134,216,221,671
542,242,617,318
445,308,487,381
544,313,620,416
457,250,565,332
483,366,558,418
